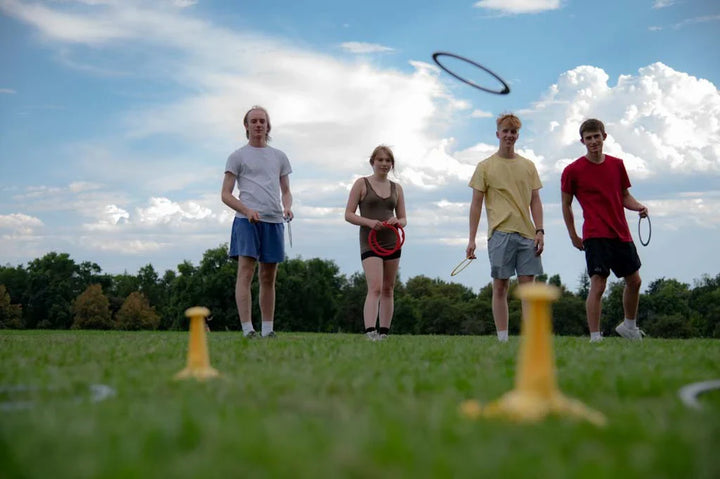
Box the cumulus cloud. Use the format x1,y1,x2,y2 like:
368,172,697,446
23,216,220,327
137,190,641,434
340,42,394,54
0,213,44,236
136,197,214,225
473,0,561,14
520,63,720,177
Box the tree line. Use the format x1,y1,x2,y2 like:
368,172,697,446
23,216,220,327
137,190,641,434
1,247,719,338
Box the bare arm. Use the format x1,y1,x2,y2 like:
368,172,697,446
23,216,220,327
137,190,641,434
622,190,648,217
344,179,383,230
561,192,584,251
466,188,484,259
385,184,407,228
280,174,293,220
530,188,544,255
221,172,260,222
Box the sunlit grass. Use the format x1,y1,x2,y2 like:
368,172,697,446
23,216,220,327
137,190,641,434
1,331,719,478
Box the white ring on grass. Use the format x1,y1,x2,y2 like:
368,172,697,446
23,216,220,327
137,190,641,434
0,384,116,411
678,379,720,410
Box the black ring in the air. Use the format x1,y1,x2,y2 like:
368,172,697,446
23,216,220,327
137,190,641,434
432,52,510,95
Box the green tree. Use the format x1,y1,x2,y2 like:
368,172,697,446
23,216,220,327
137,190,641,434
115,291,160,330
688,274,720,337
275,257,344,332
333,272,368,333
71,284,113,330
0,284,23,329
25,252,84,329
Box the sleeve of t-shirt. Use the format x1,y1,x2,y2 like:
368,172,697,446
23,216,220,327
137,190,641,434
560,164,574,194
225,151,240,177
529,162,542,190
468,162,486,191
279,151,292,177
618,160,631,190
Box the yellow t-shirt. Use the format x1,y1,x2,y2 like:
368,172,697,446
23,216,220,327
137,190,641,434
468,153,542,240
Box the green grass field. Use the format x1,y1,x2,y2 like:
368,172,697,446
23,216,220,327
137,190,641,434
1,331,719,478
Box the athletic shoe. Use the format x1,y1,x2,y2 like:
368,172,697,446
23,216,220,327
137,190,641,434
262,331,277,339
366,330,379,341
378,333,388,341
615,322,646,341
589,336,604,343
244,330,258,339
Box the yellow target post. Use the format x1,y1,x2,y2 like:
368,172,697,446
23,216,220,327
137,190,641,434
174,306,219,380
462,282,606,426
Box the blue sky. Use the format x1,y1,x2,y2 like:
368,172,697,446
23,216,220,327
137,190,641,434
1,0,719,294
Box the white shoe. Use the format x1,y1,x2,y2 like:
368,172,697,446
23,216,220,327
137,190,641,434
615,322,646,341
366,330,380,341
590,336,604,343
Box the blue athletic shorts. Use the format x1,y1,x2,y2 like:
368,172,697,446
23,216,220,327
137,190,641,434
487,230,543,279
228,217,285,263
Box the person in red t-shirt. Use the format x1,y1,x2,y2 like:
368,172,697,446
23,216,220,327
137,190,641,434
561,119,648,343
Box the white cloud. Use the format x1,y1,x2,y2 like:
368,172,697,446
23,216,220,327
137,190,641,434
470,109,493,118
0,213,44,236
81,237,166,254
0,88,16,94
673,15,720,29
0,0,130,44
136,197,214,225
520,63,720,176
473,0,561,14
340,42,394,54
652,0,675,8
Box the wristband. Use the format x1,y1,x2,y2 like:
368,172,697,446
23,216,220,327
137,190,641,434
535,228,544,234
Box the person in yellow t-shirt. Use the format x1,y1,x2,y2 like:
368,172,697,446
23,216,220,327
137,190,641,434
466,113,545,342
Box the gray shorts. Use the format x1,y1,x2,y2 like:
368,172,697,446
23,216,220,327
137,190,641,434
488,231,543,279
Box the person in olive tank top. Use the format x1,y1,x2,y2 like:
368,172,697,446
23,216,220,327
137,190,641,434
344,145,407,341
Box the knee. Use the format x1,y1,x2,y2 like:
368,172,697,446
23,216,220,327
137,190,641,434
626,274,642,291
367,284,382,297
493,283,509,297
381,285,394,297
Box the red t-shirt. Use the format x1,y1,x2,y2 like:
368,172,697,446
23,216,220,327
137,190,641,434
561,155,632,241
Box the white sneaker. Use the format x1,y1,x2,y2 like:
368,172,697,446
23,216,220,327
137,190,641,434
366,330,380,341
590,336,604,343
615,322,646,341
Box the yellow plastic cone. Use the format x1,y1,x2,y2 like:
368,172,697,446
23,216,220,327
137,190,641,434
174,306,220,380
480,283,606,426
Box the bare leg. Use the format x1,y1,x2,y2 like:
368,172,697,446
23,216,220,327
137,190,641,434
258,262,278,321
235,256,256,325
378,258,400,329
492,278,510,332
623,271,642,320
586,274,607,333
517,274,535,320
362,257,383,330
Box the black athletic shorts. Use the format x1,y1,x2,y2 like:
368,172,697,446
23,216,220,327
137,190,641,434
583,238,641,278
361,249,402,261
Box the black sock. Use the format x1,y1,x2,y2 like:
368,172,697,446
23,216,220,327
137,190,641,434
365,327,376,333
378,327,390,335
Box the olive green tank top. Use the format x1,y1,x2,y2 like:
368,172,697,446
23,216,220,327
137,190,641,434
358,177,399,254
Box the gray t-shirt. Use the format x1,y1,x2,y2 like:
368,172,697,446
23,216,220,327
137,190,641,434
225,144,292,223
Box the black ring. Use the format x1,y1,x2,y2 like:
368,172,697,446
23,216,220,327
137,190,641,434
638,215,651,247
432,52,510,95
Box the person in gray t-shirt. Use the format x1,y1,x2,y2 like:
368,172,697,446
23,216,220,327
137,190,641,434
221,106,293,338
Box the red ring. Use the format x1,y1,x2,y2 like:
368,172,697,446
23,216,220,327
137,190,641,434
368,222,405,256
